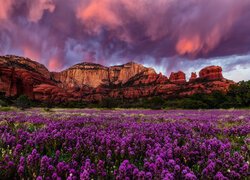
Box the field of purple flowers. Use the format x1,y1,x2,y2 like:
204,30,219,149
0,109,249,179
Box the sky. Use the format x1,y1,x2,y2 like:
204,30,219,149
0,0,249,81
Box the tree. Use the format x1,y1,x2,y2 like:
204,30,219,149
0,99,7,107
148,96,165,109
228,81,250,107
100,98,120,109
16,95,31,110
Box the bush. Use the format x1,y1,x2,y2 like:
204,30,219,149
181,99,208,109
147,97,165,109
0,99,8,107
164,99,208,109
100,98,120,109
16,95,31,110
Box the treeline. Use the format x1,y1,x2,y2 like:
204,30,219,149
0,81,249,110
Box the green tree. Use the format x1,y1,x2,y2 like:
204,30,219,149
0,99,8,107
16,95,31,110
100,98,120,109
228,81,250,107
148,96,165,109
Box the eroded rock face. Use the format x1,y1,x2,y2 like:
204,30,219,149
124,70,168,86
54,62,155,88
199,66,223,81
0,55,53,99
33,84,70,102
53,62,109,89
0,55,51,78
189,72,197,82
169,71,186,84
109,62,156,84
0,55,235,102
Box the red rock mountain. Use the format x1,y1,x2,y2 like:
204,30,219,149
0,55,235,102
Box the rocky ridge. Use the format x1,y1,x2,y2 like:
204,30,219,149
0,55,235,102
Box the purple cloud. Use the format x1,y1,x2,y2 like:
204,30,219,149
0,0,249,80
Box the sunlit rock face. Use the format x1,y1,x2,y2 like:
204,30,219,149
52,62,154,88
0,55,235,102
169,71,186,84
52,62,109,89
199,66,223,81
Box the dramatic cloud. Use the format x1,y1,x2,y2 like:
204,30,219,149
0,0,249,80
0,0,14,20
28,0,55,22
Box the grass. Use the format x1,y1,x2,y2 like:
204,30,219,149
0,106,13,112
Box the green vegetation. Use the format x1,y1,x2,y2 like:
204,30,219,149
15,95,31,110
0,99,8,107
227,81,250,107
0,107,12,112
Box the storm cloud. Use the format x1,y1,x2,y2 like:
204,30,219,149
0,0,250,80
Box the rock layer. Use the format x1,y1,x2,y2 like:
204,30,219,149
0,55,235,102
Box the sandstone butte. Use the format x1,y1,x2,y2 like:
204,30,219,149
0,55,235,102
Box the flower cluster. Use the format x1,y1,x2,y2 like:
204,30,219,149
0,109,249,179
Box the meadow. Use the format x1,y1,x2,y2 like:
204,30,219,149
0,109,249,179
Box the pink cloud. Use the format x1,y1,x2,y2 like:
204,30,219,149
48,57,61,71
77,0,122,34
0,0,14,20
28,0,55,22
23,46,40,61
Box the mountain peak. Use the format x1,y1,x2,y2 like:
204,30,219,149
69,62,107,70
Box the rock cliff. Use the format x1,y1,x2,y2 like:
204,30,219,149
189,72,197,82
169,71,186,84
0,55,54,99
199,66,223,81
0,55,235,102
53,62,155,89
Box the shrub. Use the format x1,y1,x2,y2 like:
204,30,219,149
164,99,208,109
146,97,165,109
0,99,8,107
100,98,120,109
16,95,31,110
181,99,208,109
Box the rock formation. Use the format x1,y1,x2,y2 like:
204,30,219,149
189,72,197,82
0,55,54,99
169,71,186,84
199,66,223,81
52,62,155,89
0,55,235,102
